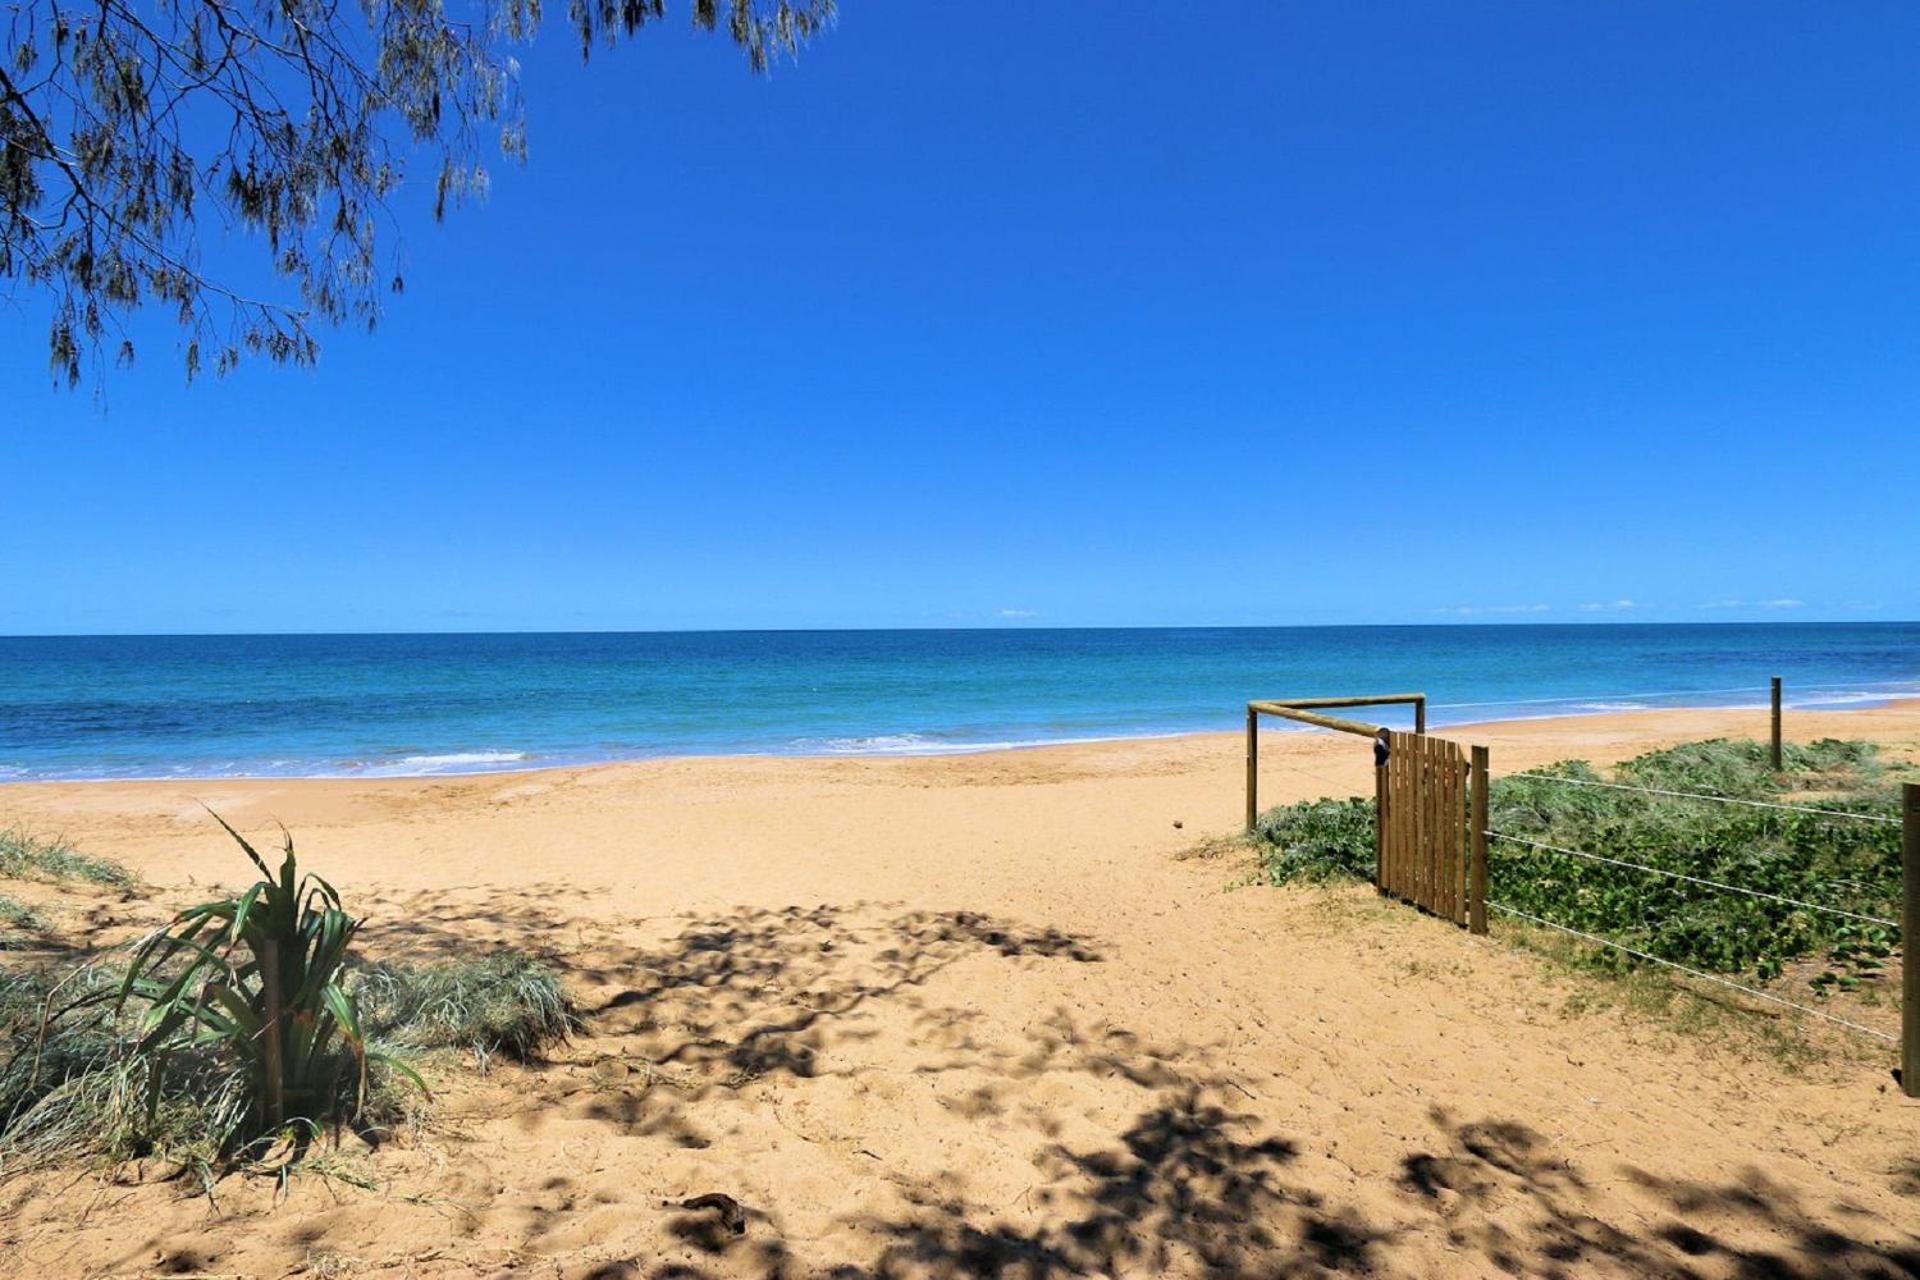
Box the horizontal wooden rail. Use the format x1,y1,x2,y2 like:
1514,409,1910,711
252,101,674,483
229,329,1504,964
1257,693,1429,713
1249,702,1387,737
1245,693,1427,829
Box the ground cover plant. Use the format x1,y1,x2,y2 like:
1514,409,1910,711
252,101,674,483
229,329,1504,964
1253,738,1906,995
0,820,575,1175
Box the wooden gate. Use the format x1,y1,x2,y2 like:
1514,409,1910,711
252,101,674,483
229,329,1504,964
1376,731,1471,923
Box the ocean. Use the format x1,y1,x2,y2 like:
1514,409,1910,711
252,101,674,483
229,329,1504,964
0,623,1915,781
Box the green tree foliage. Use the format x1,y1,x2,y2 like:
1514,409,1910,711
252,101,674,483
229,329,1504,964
0,0,833,386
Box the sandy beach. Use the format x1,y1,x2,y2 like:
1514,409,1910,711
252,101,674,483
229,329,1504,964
2,702,1918,1277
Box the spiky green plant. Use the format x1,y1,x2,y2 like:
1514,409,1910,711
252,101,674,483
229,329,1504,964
116,815,423,1153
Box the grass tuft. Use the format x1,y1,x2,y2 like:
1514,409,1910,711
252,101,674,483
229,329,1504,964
0,894,45,944
0,827,135,887
0,964,127,1168
355,952,577,1065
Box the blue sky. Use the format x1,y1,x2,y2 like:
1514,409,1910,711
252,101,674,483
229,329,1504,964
3,2,1917,634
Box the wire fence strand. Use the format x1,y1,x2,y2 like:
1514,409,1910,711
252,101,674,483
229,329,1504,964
1431,683,1771,710
1485,831,1900,929
1498,771,1903,826
1430,677,1920,712
1487,903,1898,1044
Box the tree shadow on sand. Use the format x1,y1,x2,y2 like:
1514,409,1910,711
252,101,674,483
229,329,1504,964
1394,1104,1920,1280
580,902,1095,1089
826,1088,1386,1280
783,1101,1919,1280
360,889,1105,1100
357,888,1920,1280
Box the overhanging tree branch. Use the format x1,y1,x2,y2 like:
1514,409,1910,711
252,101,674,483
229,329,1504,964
0,0,833,388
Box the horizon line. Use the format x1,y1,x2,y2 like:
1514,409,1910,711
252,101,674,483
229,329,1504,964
3,617,1915,641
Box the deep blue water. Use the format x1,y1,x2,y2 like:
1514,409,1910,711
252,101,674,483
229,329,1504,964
1,624,1915,780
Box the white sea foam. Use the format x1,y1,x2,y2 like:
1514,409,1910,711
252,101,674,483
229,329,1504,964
792,731,1179,757
1788,688,1920,707
806,734,947,754
403,750,529,766
358,750,533,777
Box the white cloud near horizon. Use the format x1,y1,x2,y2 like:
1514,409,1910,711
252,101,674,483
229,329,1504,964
1438,604,1552,617
1700,598,1803,611
1578,598,1639,612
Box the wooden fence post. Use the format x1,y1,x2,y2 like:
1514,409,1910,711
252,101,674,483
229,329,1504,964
1771,676,1783,772
1245,706,1258,832
1470,745,1489,935
1375,759,1387,889
1903,782,1918,1098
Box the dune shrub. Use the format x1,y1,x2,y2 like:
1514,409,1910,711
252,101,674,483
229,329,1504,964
1251,797,1376,884
1252,738,1903,989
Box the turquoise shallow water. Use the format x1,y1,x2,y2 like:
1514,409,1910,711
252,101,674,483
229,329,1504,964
1,624,1915,780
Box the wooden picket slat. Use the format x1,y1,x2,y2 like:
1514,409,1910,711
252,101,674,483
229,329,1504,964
1436,741,1446,912
1397,731,1410,900
1388,732,1401,897
1436,743,1448,914
1452,751,1465,922
1443,745,1453,916
1419,737,1429,900
1448,751,1458,920
1418,739,1432,908
1450,749,1465,922
1390,740,1405,901
1398,731,1413,900
1445,747,1460,922
1392,732,1403,898
1393,733,1406,901
1425,739,1436,910
1443,742,1452,916
1412,733,1426,904
1451,752,1466,921
1408,732,1418,902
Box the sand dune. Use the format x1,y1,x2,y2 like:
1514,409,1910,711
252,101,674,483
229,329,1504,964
2,703,1918,1277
